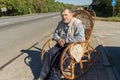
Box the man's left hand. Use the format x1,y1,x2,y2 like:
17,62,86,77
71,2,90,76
58,38,65,47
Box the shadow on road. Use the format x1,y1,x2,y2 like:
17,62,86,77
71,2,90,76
104,46,120,80
21,47,42,79
19,45,107,80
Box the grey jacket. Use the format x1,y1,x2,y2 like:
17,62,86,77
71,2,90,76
54,17,85,43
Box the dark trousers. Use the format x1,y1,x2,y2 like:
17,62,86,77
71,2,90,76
39,44,65,80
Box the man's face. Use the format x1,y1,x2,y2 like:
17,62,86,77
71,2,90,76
61,10,72,24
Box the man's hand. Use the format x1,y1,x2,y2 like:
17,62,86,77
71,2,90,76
58,38,65,47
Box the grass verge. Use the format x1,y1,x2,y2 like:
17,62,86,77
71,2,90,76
96,16,120,22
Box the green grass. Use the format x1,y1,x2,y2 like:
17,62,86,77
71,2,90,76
96,16,120,22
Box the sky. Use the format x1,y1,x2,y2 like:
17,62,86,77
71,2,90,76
55,0,92,5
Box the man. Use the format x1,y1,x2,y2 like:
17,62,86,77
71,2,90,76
37,8,85,80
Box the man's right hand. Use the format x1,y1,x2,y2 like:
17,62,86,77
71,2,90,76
58,38,65,47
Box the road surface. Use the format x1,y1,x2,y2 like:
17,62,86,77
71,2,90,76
0,13,60,66
93,21,120,80
0,15,119,80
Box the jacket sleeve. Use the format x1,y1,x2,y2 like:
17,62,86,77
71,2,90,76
53,24,61,41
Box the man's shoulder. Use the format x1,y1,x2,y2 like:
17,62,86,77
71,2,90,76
59,20,62,23
72,17,82,23
71,17,82,27
57,21,64,28
58,20,64,25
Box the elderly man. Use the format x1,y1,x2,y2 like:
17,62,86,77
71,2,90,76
37,8,85,80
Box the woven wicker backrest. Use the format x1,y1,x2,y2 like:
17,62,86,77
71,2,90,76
73,10,93,41
87,10,96,24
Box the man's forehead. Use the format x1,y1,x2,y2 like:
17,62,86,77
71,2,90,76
62,10,70,14
63,9,69,12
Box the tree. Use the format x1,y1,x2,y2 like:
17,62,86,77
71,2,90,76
92,0,112,17
0,0,79,16
33,0,46,13
115,0,120,16
92,0,120,17
0,0,34,15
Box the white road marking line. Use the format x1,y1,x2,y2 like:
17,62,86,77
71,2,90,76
52,16,60,19
0,22,10,26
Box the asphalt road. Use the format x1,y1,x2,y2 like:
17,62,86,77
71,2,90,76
0,14,120,80
0,13,60,66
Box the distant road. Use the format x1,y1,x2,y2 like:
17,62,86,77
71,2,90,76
0,13,59,30
0,13,60,66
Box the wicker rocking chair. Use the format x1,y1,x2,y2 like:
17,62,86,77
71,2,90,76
41,10,99,80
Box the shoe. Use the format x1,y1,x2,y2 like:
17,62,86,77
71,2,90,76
33,78,42,80
37,78,42,80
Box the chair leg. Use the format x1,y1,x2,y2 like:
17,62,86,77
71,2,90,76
87,51,90,62
71,62,75,79
80,60,83,69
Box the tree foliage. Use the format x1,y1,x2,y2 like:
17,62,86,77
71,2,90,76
0,0,78,16
116,0,120,16
92,0,120,17
33,0,46,13
0,0,34,15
